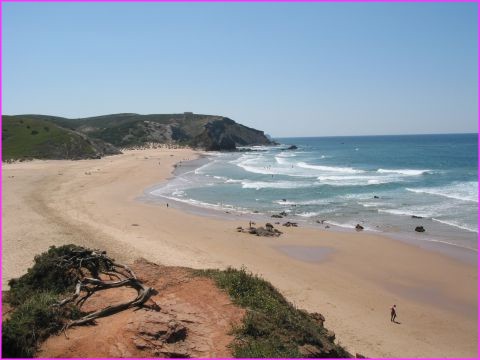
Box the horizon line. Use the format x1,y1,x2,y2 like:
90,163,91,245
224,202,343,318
272,132,478,138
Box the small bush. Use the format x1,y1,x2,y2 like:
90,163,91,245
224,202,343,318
8,245,84,306
2,292,63,358
31,130,39,135
43,126,50,132
3,245,92,357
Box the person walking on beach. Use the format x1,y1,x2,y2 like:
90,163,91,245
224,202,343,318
390,304,397,322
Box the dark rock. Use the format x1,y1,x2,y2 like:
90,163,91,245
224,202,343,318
326,329,336,341
373,195,379,199
282,198,287,202
415,226,425,232
271,214,283,218
325,225,330,229
247,224,283,237
411,215,423,219
355,224,364,231
282,221,298,227
279,211,288,216
286,145,298,150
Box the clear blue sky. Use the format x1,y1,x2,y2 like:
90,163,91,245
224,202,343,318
2,2,478,137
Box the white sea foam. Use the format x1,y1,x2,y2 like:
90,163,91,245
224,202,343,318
316,175,396,186
225,178,243,183
276,151,297,158
378,208,432,218
273,200,298,205
377,168,431,176
358,202,384,208
275,156,291,165
432,218,478,233
241,180,312,190
194,161,216,175
298,162,364,174
406,182,478,203
297,212,321,218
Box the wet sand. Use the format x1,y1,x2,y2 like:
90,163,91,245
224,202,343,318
2,148,477,358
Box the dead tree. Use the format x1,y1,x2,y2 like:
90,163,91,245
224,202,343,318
54,248,154,331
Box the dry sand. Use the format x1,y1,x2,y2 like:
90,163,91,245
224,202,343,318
2,148,478,358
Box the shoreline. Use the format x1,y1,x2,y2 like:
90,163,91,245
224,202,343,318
2,148,478,357
144,154,478,266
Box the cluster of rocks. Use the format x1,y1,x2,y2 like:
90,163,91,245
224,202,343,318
271,211,288,218
236,223,282,237
415,226,425,232
282,221,298,227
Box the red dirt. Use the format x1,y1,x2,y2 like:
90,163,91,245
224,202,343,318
37,259,245,358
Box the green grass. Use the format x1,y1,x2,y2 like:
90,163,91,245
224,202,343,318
3,245,91,357
2,116,96,160
196,267,351,358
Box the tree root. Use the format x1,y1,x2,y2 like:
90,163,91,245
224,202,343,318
55,248,155,332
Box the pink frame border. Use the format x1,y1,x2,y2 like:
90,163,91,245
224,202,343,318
0,1,478,359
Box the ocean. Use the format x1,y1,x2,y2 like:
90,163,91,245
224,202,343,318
149,133,478,254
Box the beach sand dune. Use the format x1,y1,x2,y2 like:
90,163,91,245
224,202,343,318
2,148,477,358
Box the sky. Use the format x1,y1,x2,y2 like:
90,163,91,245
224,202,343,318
2,2,478,137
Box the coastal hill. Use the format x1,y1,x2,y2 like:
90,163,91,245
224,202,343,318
2,113,274,160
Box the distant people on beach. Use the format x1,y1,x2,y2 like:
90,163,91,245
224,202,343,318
390,304,397,322
166,203,169,208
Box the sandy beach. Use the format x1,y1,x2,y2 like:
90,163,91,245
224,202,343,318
2,148,477,358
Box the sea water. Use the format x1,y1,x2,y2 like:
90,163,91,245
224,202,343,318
150,134,478,253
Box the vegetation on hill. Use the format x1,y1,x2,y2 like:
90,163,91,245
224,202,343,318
2,116,119,161
196,268,351,358
3,245,88,357
47,113,274,150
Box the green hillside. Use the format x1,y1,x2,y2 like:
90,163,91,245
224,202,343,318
2,116,119,161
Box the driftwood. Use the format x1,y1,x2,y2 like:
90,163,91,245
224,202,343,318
55,249,154,333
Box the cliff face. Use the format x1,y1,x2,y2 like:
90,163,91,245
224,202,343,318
65,113,274,150
189,118,272,151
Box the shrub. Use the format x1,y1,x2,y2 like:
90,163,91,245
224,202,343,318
196,267,350,358
8,245,84,306
2,292,63,358
3,245,92,357
31,130,39,135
